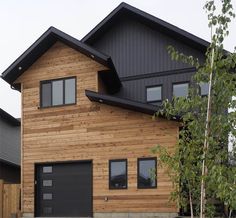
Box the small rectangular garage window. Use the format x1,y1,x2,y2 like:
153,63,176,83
138,157,157,189
109,159,127,189
40,77,76,107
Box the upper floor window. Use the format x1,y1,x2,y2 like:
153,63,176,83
173,82,189,98
146,86,162,104
138,157,157,189
200,82,209,96
109,159,127,189
40,77,76,108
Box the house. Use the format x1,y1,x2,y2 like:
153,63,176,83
0,108,20,184
1,2,209,218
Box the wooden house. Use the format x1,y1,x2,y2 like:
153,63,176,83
1,3,209,218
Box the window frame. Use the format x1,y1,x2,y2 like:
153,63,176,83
109,159,128,190
146,84,163,104
40,76,77,108
137,157,157,189
172,81,189,98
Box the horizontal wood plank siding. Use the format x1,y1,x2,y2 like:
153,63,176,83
17,41,179,214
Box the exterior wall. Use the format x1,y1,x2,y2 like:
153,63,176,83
91,16,205,79
0,161,20,183
0,118,20,165
16,42,179,215
90,16,205,103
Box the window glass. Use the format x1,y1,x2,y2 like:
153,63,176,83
147,86,162,102
65,78,76,104
43,166,52,173
52,80,63,105
41,83,51,107
109,160,127,189
43,207,52,214
138,158,156,188
43,193,52,200
43,180,52,187
173,83,189,98
200,82,209,96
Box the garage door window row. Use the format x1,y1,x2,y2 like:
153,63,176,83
109,157,157,190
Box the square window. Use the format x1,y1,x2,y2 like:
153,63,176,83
109,159,127,189
146,86,162,103
173,83,189,98
200,82,209,96
40,77,76,107
43,207,52,214
138,158,157,189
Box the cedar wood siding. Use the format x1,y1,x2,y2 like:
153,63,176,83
15,41,179,214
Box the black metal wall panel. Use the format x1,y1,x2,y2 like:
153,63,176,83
114,71,195,103
91,15,205,79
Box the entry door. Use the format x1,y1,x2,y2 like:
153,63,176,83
35,161,92,217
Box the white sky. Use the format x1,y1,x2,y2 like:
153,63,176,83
0,0,235,118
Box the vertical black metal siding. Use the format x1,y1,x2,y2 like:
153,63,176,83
92,16,205,79
114,71,195,103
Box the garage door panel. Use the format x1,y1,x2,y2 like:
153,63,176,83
35,161,92,217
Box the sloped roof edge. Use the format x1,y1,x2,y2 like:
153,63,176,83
82,2,210,51
1,27,121,92
0,108,20,126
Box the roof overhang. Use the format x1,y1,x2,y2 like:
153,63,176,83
1,27,121,93
0,108,20,126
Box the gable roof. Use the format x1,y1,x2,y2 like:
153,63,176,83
82,2,210,52
1,27,121,93
0,108,20,126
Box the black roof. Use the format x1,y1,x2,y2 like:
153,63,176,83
1,27,121,93
85,89,159,115
82,2,210,52
0,108,20,126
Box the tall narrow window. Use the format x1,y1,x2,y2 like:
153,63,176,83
173,83,189,98
138,158,157,189
109,159,127,189
40,77,76,107
146,86,162,104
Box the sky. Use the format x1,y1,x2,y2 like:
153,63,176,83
0,0,235,118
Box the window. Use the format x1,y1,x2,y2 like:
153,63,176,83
173,83,189,98
200,82,209,96
43,166,52,173
146,86,162,104
40,77,76,107
138,158,157,189
109,159,127,189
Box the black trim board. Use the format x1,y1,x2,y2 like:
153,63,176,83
82,2,210,52
0,108,20,126
85,89,160,115
1,27,121,93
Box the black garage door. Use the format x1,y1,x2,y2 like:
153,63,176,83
35,161,92,217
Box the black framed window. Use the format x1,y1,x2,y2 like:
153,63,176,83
109,159,127,189
173,83,189,98
40,77,76,107
146,86,162,104
138,157,157,189
199,82,209,96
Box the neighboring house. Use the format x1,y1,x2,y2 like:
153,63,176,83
1,3,209,218
0,108,20,183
